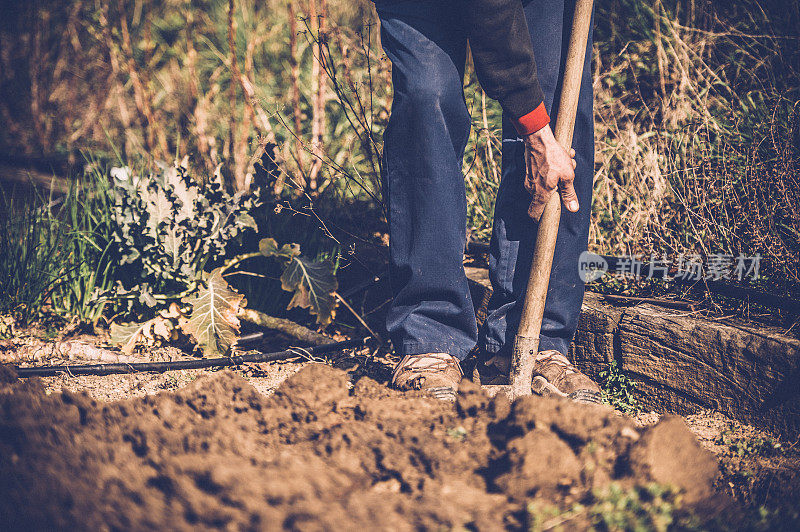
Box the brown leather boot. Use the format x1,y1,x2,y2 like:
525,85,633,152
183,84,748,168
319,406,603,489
391,353,463,401
531,350,602,404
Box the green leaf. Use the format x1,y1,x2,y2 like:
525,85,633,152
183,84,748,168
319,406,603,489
258,237,300,260
237,213,258,231
280,256,338,326
110,320,149,356
256,238,338,325
181,267,245,356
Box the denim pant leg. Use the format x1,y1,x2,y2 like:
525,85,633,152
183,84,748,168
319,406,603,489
481,0,595,361
377,2,477,360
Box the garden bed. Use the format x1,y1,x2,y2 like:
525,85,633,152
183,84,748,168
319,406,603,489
0,329,798,529
0,362,739,530
0,270,798,529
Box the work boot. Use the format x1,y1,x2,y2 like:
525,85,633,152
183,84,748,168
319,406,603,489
391,353,463,401
531,350,602,404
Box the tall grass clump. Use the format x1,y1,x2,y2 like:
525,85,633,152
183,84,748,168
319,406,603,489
0,167,119,325
0,189,67,324
50,164,119,324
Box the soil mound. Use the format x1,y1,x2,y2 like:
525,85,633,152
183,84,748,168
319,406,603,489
0,364,726,530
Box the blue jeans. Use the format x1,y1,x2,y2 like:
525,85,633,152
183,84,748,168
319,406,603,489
378,0,594,361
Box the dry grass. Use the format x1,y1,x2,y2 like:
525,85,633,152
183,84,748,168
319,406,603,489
589,0,800,292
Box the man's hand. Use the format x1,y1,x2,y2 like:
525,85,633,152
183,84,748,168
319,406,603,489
523,124,578,221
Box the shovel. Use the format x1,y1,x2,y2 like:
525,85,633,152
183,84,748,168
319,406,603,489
484,0,595,401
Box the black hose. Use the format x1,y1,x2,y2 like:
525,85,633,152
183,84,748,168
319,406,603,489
13,337,369,378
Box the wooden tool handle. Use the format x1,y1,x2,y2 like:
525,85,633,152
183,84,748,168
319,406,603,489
509,0,595,400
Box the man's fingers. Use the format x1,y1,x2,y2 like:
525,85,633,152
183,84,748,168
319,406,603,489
523,145,534,193
559,181,580,213
528,188,553,221
524,136,579,220
528,198,545,221
525,167,534,194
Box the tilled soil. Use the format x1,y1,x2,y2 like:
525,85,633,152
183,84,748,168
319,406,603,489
0,363,734,531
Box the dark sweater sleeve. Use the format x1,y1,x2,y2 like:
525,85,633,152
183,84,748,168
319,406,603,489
463,0,550,135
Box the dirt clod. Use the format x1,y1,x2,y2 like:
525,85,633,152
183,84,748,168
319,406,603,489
0,363,17,383
0,365,729,530
629,415,722,506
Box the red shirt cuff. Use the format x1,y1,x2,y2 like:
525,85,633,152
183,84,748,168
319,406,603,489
511,102,550,136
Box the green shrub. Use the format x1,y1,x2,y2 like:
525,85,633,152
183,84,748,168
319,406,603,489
103,158,340,355
526,483,702,532
599,361,640,415
587,483,696,532
105,158,259,316
716,427,782,458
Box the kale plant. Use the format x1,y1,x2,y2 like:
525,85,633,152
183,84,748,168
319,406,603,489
107,158,258,312
105,160,339,357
